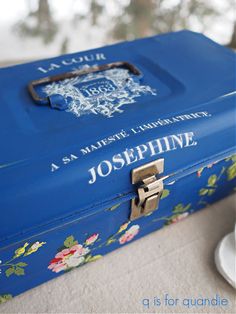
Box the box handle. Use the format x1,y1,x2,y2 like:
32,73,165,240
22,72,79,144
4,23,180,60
28,61,142,110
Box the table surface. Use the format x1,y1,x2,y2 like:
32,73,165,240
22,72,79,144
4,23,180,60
0,194,235,314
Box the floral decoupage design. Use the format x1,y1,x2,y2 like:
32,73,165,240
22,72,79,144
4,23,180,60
197,156,236,206
48,234,102,273
195,154,236,206
152,202,192,225
197,161,219,177
48,224,140,274
106,223,140,245
1,155,235,303
196,154,236,180
199,168,225,197
0,241,46,278
225,155,236,181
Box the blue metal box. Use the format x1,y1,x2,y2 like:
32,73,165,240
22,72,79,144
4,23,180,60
0,30,235,303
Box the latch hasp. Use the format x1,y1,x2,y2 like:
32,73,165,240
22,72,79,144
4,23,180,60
130,159,164,221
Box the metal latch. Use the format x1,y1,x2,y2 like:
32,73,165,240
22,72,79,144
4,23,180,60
130,159,164,220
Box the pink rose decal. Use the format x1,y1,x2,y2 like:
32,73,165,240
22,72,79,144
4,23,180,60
85,233,99,246
48,234,101,273
197,169,203,177
170,212,189,224
197,161,218,177
119,225,140,245
48,244,90,273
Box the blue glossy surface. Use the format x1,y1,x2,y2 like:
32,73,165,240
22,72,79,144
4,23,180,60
0,30,235,248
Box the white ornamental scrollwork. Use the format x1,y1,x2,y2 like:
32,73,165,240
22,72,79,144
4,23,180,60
44,65,157,118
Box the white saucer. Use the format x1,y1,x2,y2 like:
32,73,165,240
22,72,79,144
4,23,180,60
215,228,236,289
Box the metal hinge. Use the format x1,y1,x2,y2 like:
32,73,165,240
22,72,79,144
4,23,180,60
130,159,164,221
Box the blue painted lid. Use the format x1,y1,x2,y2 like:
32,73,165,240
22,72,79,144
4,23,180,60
0,30,235,247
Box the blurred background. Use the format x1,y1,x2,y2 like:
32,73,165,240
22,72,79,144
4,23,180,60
0,0,235,66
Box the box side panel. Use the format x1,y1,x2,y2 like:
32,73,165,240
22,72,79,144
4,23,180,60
0,155,235,303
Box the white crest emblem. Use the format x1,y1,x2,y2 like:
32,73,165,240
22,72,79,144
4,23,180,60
43,65,157,118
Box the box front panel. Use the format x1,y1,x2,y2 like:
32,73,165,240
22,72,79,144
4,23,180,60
0,155,235,303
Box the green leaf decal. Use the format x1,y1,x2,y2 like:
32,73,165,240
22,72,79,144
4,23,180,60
86,255,102,263
208,175,217,187
230,155,236,163
64,236,78,248
0,294,13,304
199,188,208,196
207,189,215,196
16,262,27,267
161,189,170,199
172,203,191,213
227,163,236,181
5,267,14,277
106,238,116,245
15,267,25,276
